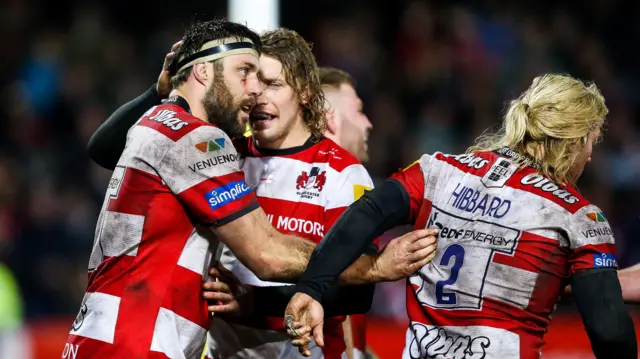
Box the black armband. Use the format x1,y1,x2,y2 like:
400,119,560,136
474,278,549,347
571,268,637,359
295,179,411,302
87,84,163,170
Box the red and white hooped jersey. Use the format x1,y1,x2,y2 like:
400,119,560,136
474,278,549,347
206,136,374,359
390,148,616,359
64,98,258,359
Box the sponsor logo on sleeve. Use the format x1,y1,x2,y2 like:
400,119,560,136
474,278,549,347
204,180,252,210
188,153,238,172
353,184,372,200
195,138,226,153
586,211,607,222
593,252,617,268
581,226,613,239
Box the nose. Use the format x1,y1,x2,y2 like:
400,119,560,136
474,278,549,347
246,75,263,98
363,114,373,130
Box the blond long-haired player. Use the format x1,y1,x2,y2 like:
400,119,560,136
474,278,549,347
285,74,637,359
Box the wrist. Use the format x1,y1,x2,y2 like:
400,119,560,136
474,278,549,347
294,283,324,303
367,253,385,282
151,83,162,99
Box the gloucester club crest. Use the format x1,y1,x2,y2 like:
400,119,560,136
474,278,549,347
296,166,327,199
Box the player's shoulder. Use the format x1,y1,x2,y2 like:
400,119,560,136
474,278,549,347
431,150,497,176
136,99,226,143
311,137,363,173
508,166,588,214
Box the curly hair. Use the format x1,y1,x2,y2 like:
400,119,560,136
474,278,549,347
260,28,327,135
468,73,608,185
170,19,261,88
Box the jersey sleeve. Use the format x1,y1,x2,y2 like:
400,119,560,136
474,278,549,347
324,164,375,231
156,125,258,226
566,204,617,275
389,155,429,222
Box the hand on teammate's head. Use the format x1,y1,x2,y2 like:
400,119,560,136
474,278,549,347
375,228,439,282
156,40,183,98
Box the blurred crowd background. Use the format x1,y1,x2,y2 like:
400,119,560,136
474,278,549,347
1,0,638,357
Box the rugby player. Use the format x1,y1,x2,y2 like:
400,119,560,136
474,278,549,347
285,74,637,359
73,19,439,359
320,67,374,359
202,28,377,359
82,23,433,359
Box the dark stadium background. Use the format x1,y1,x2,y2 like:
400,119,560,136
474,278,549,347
0,0,638,357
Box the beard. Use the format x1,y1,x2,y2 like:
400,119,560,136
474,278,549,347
203,76,254,139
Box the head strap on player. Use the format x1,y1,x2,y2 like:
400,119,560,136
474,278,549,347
173,37,258,74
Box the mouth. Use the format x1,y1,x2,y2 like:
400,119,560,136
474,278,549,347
249,110,277,123
240,104,252,113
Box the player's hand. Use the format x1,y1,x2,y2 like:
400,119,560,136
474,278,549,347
284,292,324,357
202,263,253,316
156,40,183,98
374,228,438,281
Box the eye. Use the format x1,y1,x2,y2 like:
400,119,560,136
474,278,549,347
239,67,249,76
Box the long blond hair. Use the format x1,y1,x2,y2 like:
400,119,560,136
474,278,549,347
468,74,608,185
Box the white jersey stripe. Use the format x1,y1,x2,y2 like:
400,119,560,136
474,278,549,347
177,229,213,276
150,308,207,359
70,292,121,344
99,211,145,257
484,261,537,309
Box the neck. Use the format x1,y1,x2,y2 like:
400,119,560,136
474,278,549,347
323,131,340,146
256,117,313,149
170,87,207,123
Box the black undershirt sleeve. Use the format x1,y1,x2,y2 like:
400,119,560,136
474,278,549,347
294,179,412,302
571,268,637,359
87,84,163,170
251,243,378,317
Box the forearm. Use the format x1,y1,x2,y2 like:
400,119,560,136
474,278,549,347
88,84,162,170
253,284,374,317
296,179,411,301
618,263,640,303
257,232,316,282
572,268,637,359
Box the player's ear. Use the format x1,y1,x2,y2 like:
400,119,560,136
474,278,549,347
326,107,338,135
192,63,210,86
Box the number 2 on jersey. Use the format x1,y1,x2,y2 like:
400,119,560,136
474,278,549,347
435,244,465,305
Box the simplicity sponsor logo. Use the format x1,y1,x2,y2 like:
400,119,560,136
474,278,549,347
205,181,252,210
593,252,617,268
